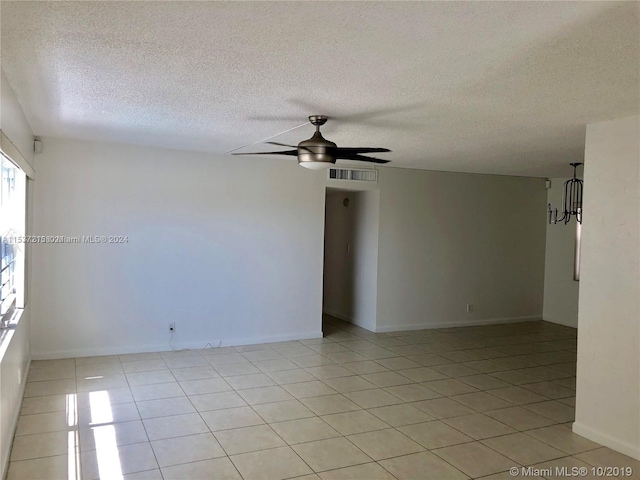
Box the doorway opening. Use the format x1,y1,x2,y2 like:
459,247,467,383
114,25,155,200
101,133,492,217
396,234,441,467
322,187,380,332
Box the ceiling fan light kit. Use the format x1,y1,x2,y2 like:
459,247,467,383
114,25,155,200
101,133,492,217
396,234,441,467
232,115,391,169
299,160,334,170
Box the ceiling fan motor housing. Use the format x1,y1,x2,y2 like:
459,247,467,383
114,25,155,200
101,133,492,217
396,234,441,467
297,131,337,167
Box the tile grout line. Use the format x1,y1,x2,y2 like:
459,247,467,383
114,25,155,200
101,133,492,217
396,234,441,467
10,319,603,480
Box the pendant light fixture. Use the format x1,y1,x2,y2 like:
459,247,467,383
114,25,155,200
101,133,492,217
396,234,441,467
548,163,583,224
548,162,584,281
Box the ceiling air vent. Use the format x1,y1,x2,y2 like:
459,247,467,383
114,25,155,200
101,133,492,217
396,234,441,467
328,168,378,183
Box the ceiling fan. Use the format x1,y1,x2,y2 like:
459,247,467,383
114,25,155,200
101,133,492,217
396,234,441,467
232,115,391,170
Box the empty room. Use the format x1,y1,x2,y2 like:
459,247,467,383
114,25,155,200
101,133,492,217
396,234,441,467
0,1,638,480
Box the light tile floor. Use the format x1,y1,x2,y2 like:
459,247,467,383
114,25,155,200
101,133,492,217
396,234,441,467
8,316,640,480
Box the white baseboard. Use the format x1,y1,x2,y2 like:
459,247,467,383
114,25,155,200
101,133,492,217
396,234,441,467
572,422,640,461
31,331,324,360
323,309,375,332
347,317,375,332
374,315,542,333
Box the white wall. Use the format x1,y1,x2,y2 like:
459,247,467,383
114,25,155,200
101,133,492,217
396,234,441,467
574,115,640,460
31,137,326,358
542,177,580,327
32,137,552,357
375,168,547,332
350,190,380,331
323,189,380,331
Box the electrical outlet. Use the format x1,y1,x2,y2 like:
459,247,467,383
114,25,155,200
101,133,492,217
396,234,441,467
466,304,473,313
168,322,176,332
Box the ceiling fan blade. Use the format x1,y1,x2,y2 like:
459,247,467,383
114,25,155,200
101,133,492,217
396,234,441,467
335,147,391,154
232,150,298,156
336,154,390,164
266,141,298,148
267,141,318,155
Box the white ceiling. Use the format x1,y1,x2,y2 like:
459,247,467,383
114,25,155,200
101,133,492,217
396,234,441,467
1,1,638,177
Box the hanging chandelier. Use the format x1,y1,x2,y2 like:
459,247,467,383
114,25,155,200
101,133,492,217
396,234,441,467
548,162,583,224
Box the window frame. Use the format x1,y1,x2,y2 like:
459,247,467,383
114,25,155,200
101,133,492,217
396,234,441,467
0,149,27,327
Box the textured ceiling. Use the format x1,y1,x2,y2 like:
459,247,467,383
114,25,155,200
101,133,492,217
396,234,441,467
1,1,638,177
